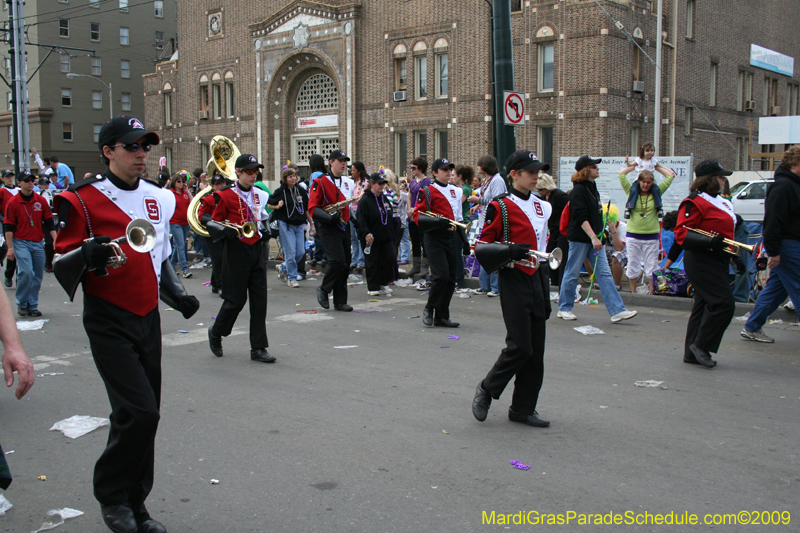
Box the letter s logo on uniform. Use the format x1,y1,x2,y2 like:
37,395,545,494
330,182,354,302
450,190,456,198
534,202,543,216
144,198,161,222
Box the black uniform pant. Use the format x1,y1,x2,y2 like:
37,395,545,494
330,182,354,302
205,237,224,291
364,239,395,291
83,293,161,514
44,231,55,270
2,239,15,282
318,223,351,306
683,249,735,359
408,220,426,258
213,238,268,350
482,267,548,415
423,229,456,319
547,234,569,287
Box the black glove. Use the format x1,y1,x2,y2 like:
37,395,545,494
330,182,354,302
81,236,113,270
710,235,725,252
437,217,452,230
462,242,471,256
177,295,200,319
733,256,747,275
509,243,531,261
222,225,240,240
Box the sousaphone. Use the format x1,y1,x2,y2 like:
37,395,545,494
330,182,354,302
188,135,240,238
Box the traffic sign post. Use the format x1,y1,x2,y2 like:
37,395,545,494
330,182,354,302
503,91,525,126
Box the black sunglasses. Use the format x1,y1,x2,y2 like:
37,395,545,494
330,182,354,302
112,142,152,153
20,176,36,183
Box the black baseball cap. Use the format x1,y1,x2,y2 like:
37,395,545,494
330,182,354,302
369,172,388,184
575,156,602,171
505,150,551,173
38,177,50,186
16,170,34,181
695,159,732,177
235,154,264,170
211,174,228,185
431,158,455,172
1,169,13,177
98,115,160,150
329,149,350,161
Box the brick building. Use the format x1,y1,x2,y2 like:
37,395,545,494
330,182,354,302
144,0,800,186
0,0,176,177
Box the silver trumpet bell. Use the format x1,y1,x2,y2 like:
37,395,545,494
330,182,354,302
528,247,562,269
102,218,157,270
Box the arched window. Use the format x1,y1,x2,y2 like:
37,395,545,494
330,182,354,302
393,44,408,91
434,39,449,98
536,26,554,38
295,73,339,113
199,74,209,116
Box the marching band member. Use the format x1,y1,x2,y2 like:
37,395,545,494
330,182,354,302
674,160,737,368
308,149,355,312
53,115,199,533
0,169,19,288
197,174,228,296
206,154,274,363
411,158,465,327
472,150,552,428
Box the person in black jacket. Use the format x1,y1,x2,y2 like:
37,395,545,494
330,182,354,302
535,173,569,287
742,145,800,342
268,168,314,288
556,156,637,323
357,173,395,296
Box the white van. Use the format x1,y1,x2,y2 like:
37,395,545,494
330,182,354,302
730,179,773,223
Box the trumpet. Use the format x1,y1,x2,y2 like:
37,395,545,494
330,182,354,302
419,211,472,232
688,228,754,256
527,247,563,269
89,218,157,275
220,220,258,239
324,192,363,215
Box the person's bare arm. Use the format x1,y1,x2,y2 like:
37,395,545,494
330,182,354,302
0,290,33,399
582,221,602,250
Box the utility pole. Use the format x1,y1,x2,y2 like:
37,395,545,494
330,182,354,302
653,0,663,153
7,0,30,174
490,0,516,171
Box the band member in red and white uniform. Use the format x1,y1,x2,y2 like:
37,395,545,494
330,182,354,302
53,115,199,533
674,160,737,368
472,151,552,428
412,158,465,327
308,149,355,312
4,170,57,317
0,169,20,287
206,154,275,363
197,174,228,296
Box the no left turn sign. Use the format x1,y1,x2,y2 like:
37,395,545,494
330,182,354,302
503,91,526,126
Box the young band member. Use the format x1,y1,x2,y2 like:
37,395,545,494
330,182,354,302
308,149,355,312
53,115,200,533
0,169,19,288
412,158,465,327
4,170,57,316
206,154,274,363
674,160,737,368
472,150,552,427
197,175,228,296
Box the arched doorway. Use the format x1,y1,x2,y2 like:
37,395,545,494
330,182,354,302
291,72,340,175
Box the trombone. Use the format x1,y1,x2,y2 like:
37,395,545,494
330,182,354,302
688,228,754,256
419,211,472,232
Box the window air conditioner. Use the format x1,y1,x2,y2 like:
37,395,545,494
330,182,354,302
770,106,781,116
744,100,756,111
632,80,645,93
198,110,209,119
393,90,407,102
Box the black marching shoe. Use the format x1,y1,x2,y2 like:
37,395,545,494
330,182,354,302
433,318,460,328
472,382,492,422
688,344,716,368
3,277,11,288
316,287,330,309
422,307,433,326
334,303,353,312
137,519,167,533
250,348,276,363
101,503,138,533
508,407,550,427
208,326,223,357
211,286,220,294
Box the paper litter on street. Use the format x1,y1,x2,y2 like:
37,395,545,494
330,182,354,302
0,494,12,515
734,312,751,322
49,415,110,439
634,380,667,389
16,319,48,331
333,345,358,349
574,325,605,335
31,507,84,533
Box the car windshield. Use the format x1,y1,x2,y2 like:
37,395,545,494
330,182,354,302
730,182,749,196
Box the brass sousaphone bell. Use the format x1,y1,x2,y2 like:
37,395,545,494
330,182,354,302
188,135,241,238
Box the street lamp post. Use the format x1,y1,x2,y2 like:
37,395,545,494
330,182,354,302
66,73,112,119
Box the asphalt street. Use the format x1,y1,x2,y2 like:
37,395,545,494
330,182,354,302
0,263,798,532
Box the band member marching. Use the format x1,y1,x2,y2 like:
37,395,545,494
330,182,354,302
308,149,355,312
674,160,737,368
411,158,465,328
197,174,228,297
472,150,553,427
53,115,200,533
206,154,274,363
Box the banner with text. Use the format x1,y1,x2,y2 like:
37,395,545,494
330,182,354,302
557,156,695,213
